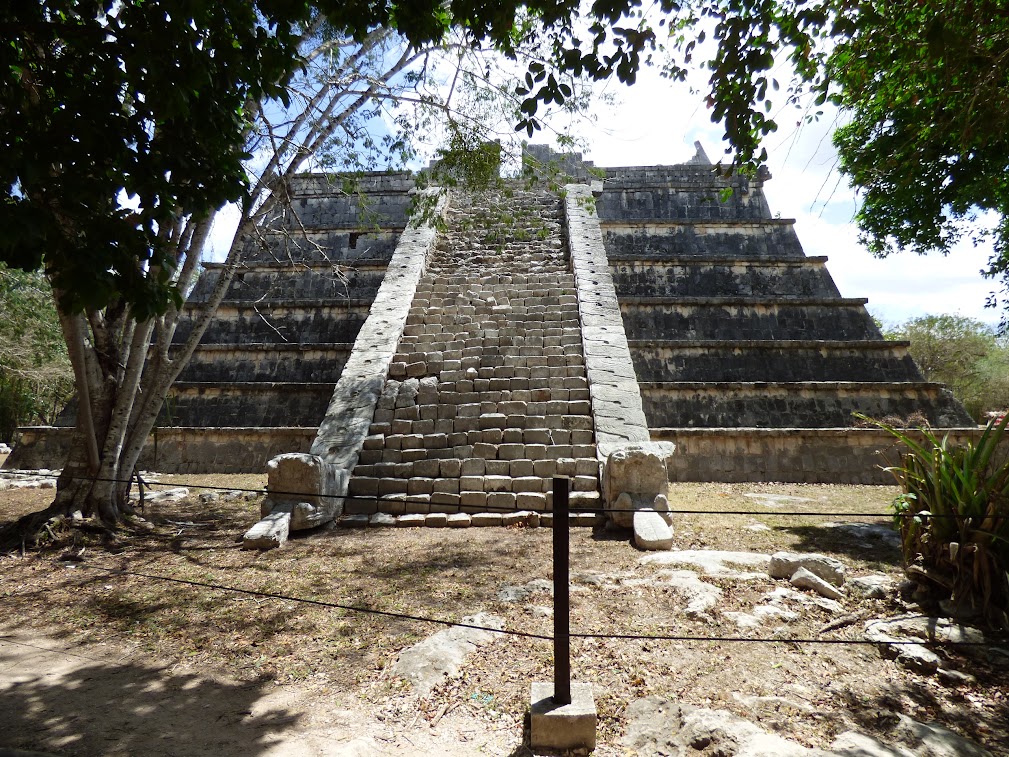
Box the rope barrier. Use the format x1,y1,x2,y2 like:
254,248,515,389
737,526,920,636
0,468,927,518
46,563,994,649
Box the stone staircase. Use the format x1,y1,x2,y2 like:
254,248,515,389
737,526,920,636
343,186,601,519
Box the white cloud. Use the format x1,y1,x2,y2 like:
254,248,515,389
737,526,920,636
204,204,242,264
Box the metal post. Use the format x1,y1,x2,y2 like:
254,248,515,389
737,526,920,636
552,475,571,705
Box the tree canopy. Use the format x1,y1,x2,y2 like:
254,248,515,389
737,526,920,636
7,1,1009,321
2,1,321,316
4,0,888,318
830,0,1009,276
0,0,591,316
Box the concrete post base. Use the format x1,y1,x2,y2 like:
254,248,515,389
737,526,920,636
529,681,597,751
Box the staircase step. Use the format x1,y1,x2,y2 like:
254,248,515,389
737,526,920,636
348,185,600,516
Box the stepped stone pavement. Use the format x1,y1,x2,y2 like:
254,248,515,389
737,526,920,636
343,186,602,521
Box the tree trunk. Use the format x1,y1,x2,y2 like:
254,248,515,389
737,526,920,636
1,30,445,549
32,298,145,528
49,312,130,525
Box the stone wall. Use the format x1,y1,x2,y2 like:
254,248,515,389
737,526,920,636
174,302,372,345
654,426,987,484
161,383,334,427
174,344,352,383
5,171,417,470
594,156,973,432
603,223,805,259
596,167,770,222
261,172,415,230
639,382,969,428
611,258,839,298
628,341,922,383
236,232,400,266
8,426,315,473
190,266,388,304
618,299,877,341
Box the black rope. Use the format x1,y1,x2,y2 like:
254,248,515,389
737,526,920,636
62,564,999,649
81,564,551,640
0,468,924,519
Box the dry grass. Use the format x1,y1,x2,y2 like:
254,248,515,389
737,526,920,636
1,474,1007,754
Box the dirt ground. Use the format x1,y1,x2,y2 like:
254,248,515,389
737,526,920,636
1,463,1007,756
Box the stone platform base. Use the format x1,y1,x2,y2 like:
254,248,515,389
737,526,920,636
655,426,987,484
530,682,597,751
338,510,603,528
4,426,316,474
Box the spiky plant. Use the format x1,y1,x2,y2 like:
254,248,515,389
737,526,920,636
858,413,1009,629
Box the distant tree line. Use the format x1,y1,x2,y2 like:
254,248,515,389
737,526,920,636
882,314,1009,423
0,262,73,443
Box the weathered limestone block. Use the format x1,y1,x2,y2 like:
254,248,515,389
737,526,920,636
633,509,674,551
769,551,846,586
790,566,845,601
259,452,348,530
602,441,676,527
242,503,292,550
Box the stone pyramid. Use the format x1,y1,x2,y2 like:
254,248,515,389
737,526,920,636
6,147,975,512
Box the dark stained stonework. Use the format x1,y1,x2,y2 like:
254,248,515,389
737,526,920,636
5,151,975,482
162,173,413,429
587,155,972,432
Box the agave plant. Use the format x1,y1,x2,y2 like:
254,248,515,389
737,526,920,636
858,413,1009,630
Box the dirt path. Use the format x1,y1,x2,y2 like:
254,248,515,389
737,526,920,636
0,629,521,756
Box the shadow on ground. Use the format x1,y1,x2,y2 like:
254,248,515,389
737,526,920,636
777,522,903,570
0,636,300,757
831,670,1009,754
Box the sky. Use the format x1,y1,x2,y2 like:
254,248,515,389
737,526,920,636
564,67,1002,329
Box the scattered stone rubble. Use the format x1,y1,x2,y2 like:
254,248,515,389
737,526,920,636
381,543,998,752
848,573,895,599
641,549,770,578
768,551,847,586
0,467,170,498
0,469,57,490
128,487,189,503
864,614,1005,679
621,698,993,757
